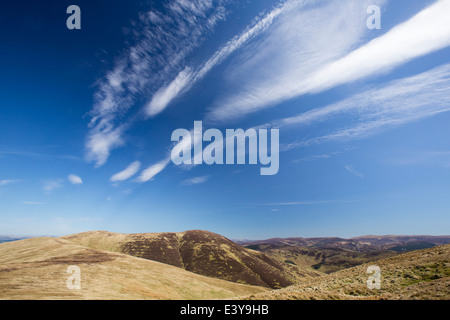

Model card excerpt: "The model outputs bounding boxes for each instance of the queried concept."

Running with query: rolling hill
[0,236,267,300]
[243,244,450,300]
[238,235,450,273]
[238,235,450,251]
[1,231,448,300]
[62,230,321,289]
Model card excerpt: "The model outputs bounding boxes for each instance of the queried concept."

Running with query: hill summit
[63,230,320,288]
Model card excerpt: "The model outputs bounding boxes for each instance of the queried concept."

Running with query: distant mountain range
[236,235,450,274]
[236,235,450,251]
[0,236,28,243]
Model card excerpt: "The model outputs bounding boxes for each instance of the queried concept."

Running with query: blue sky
[1,0,450,239]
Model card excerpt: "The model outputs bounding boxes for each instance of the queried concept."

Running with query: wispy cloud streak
[111,161,141,182]
[344,165,364,178]
[181,175,211,186]
[261,199,361,206]
[42,179,64,193]
[145,0,305,117]
[208,0,450,122]
[0,179,20,186]
[136,158,171,182]
[271,63,450,148]
[86,0,228,166]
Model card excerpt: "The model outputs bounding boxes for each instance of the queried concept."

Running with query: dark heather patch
[120,233,184,268]
[37,250,117,265]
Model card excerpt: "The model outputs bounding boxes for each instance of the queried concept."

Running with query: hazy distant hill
[0,236,27,243]
[237,235,450,251]
[238,235,450,274]
[0,237,267,300]
[243,244,450,300]
[63,230,321,289]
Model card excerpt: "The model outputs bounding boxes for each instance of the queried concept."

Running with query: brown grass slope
[243,244,450,300]
[0,237,267,300]
[63,230,321,289]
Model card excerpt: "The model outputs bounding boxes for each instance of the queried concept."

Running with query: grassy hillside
[1,233,448,300]
[240,235,450,274]
[63,230,321,289]
[0,237,267,300]
[243,244,450,300]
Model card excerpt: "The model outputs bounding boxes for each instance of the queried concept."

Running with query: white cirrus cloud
[261,199,361,206]
[181,175,211,186]
[207,0,382,122]
[42,179,64,193]
[269,63,450,148]
[146,68,194,117]
[85,122,125,168]
[136,158,171,183]
[208,0,450,123]
[145,0,303,117]
[136,126,204,183]
[344,165,365,178]
[0,179,20,186]
[88,0,450,182]
[85,0,228,167]
[110,161,141,182]
[68,174,83,185]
